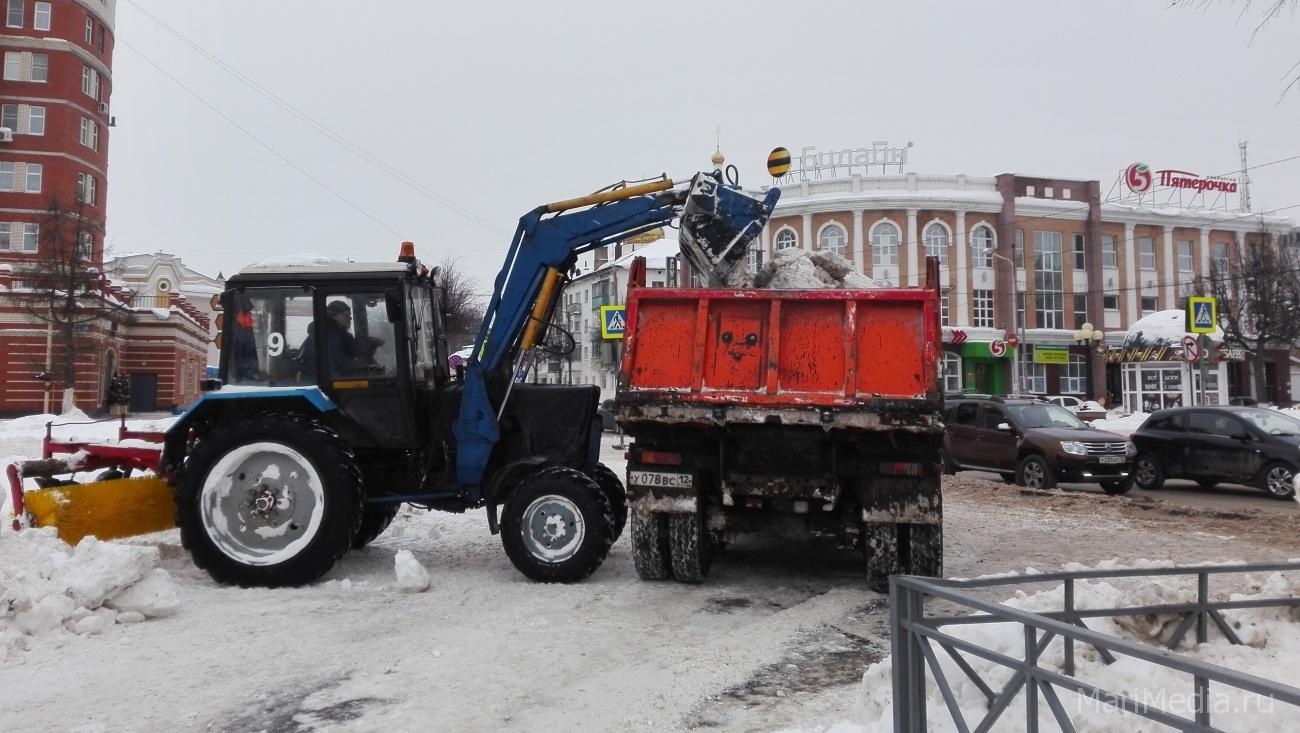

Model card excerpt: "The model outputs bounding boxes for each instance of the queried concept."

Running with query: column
[955,210,969,324]
[1123,222,1138,325]
[1162,226,1175,309]
[906,209,919,286]
[852,210,865,275]
[1198,227,1210,280]
[802,213,813,252]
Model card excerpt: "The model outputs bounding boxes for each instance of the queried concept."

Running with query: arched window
[775,228,798,250]
[871,221,900,267]
[923,222,949,267]
[941,352,962,393]
[970,225,995,268]
[818,223,847,257]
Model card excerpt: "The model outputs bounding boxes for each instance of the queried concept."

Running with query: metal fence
[890,562,1300,732]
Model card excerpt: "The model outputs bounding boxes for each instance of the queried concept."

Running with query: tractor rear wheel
[587,462,628,543]
[352,504,401,549]
[176,413,363,588]
[500,466,615,583]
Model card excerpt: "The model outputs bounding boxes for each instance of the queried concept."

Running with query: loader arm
[453,171,780,486]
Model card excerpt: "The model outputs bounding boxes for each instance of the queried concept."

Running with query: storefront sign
[1125,162,1237,195]
[1162,371,1182,391]
[1033,345,1069,364]
[774,142,915,181]
[1106,346,1176,364]
[1217,346,1246,361]
[1141,370,1160,393]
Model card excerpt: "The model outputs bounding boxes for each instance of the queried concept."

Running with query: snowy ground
[3,417,1300,731]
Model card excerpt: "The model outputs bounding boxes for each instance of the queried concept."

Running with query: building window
[1026,361,1048,394]
[77,231,93,259]
[775,228,797,250]
[32,1,47,30]
[1033,231,1063,330]
[0,162,11,190]
[818,222,847,256]
[79,117,99,150]
[82,66,99,99]
[973,289,994,328]
[1177,240,1193,273]
[1102,235,1117,269]
[747,245,764,274]
[1141,295,1157,314]
[28,105,44,134]
[1103,294,1119,311]
[940,292,950,326]
[1072,234,1086,270]
[0,222,8,251]
[923,222,949,267]
[1139,237,1156,270]
[5,0,20,27]
[22,222,37,252]
[85,15,93,43]
[1212,243,1229,274]
[25,162,42,192]
[970,225,994,268]
[871,221,900,267]
[30,53,47,82]
[1073,293,1087,328]
[1014,229,1024,267]
[76,171,95,204]
[0,104,15,130]
[3,52,20,80]
[1062,354,1087,395]
[941,352,962,393]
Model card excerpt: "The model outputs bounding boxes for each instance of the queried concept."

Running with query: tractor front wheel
[500,466,615,583]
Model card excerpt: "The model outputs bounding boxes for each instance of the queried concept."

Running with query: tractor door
[315,289,417,447]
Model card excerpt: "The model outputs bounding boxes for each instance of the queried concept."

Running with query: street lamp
[1072,322,1105,402]
[986,247,1027,394]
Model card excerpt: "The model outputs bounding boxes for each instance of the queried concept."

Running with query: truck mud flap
[860,474,942,525]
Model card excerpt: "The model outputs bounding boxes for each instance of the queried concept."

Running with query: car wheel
[1257,462,1297,500]
[1133,455,1165,491]
[1016,455,1055,490]
[1100,478,1133,495]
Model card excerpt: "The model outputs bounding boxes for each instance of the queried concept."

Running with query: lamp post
[1072,322,1105,402]
[986,248,1027,394]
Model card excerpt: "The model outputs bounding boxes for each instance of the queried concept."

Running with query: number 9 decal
[267,332,284,357]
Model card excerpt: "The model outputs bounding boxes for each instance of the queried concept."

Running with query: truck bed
[616,285,942,431]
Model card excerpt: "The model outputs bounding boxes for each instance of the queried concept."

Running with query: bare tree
[10,196,108,409]
[434,255,485,349]
[1203,227,1300,401]
[1170,0,1300,96]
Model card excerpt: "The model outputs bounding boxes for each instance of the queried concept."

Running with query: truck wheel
[587,463,628,543]
[906,523,944,578]
[352,504,400,549]
[1016,454,1055,490]
[630,511,671,580]
[864,523,900,592]
[500,466,614,583]
[669,510,712,583]
[176,413,364,588]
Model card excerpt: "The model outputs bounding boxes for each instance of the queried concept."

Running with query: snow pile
[0,528,180,661]
[241,253,343,270]
[1091,411,1149,437]
[394,549,431,593]
[752,248,877,290]
[853,566,1300,732]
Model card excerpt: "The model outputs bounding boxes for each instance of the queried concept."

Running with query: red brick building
[1,0,207,415]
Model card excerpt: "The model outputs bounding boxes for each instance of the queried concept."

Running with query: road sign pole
[1198,335,1209,405]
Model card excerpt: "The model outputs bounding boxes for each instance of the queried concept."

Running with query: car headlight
[1061,441,1087,456]
[1126,440,1137,456]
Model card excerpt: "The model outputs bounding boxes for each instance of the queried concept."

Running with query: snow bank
[1091,411,1148,437]
[852,567,1300,732]
[752,248,877,289]
[0,528,180,661]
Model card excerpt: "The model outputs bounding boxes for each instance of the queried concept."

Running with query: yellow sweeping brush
[22,477,176,544]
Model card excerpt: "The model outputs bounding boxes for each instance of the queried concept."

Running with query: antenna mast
[1238,141,1252,213]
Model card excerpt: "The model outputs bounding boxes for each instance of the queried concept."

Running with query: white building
[106,253,225,365]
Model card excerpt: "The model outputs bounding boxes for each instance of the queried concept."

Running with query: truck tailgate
[618,287,941,417]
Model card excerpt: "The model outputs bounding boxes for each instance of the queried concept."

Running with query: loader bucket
[19,476,175,544]
[677,175,782,287]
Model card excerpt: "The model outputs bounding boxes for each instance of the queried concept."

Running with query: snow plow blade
[21,477,175,544]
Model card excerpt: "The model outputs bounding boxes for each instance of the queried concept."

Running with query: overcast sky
[103,0,1299,291]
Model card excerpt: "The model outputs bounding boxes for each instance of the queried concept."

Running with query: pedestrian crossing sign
[1187,296,1217,334]
[599,305,627,340]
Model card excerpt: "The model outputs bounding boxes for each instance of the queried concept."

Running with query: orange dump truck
[615,260,945,589]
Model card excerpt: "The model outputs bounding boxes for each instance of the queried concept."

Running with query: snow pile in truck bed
[0,527,180,662]
[849,565,1300,732]
[749,248,877,290]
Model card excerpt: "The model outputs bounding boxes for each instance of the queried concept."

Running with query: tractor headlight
[1126,440,1137,456]
[1061,441,1087,456]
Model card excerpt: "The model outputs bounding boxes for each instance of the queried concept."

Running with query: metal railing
[890,562,1300,732]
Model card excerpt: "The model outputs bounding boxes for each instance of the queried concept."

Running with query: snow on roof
[242,253,346,270]
[1122,309,1222,347]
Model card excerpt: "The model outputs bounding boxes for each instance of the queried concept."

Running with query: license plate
[1099,455,1123,465]
[628,470,694,489]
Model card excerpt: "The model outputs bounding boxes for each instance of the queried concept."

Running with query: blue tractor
[158,171,780,586]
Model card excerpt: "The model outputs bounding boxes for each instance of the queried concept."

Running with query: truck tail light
[640,451,683,466]
[880,462,926,477]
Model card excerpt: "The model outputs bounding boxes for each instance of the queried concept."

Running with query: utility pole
[1239,141,1252,213]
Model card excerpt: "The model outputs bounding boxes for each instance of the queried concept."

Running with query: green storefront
[956,342,1009,394]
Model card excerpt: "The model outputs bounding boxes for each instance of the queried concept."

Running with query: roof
[230,261,413,284]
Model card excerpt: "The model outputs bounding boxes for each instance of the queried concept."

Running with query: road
[959,470,1300,514]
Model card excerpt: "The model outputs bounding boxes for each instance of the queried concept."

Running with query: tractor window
[408,285,446,385]
[227,287,315,387]
[313,292,398,379]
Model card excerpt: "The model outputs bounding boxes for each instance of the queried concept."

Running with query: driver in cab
[301,300,384,378]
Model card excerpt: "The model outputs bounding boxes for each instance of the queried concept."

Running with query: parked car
[1045,395,1108,422]
[597,399,617,432]
[1130,406,1300,499]
[942,395,1136,493]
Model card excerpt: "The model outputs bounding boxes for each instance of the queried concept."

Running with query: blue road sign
[1188,296,1217,334]
[599,305,626,340]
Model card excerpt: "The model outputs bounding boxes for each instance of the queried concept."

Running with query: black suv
[942,395,1137,493]
[1131,406,1300,499]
